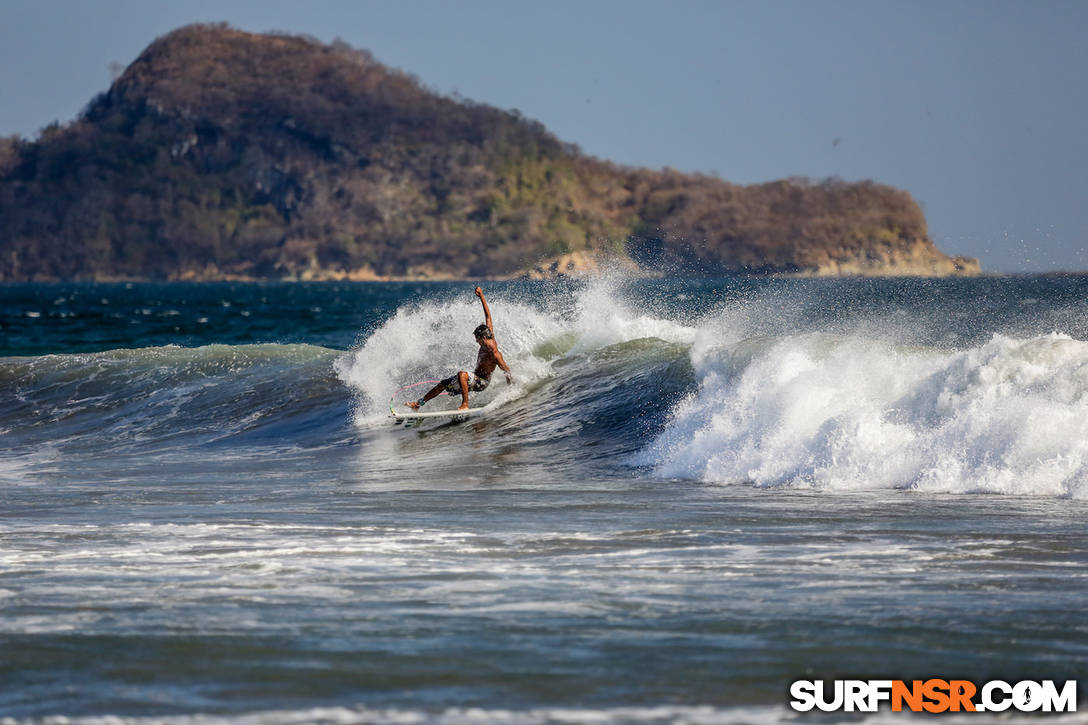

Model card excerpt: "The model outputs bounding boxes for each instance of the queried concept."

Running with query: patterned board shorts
[441,373,490,395]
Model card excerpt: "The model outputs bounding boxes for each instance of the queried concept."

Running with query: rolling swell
[0,343,349,458]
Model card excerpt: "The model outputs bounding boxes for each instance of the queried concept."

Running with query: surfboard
[389,407,486,422]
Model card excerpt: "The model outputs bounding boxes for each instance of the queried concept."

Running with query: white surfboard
[390,407,486,422]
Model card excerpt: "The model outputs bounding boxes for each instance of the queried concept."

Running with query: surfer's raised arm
[475,286,493,335]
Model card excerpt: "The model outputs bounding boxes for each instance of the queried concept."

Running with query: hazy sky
[2,0,1085,272]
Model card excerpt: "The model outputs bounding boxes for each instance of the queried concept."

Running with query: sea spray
[335,277,695,421]
[334,295,564,421]
[640,331,1088,498]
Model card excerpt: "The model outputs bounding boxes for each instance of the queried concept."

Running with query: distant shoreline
[8,271,1088,285]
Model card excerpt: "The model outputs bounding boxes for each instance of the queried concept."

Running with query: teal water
[1,278,1087,723]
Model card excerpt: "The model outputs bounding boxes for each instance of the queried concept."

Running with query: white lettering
[815,680,844,712]
[1013,680,1043,712]
[1041,680,1077,713]
[982,680,1012,712]
[868,680,893,711]
[845,680,868,712]
[789,680,817,712]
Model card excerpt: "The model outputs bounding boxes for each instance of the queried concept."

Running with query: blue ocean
[1,276,1086,724]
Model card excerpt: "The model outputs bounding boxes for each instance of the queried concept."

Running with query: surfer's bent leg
[442,371,472,409]
[404,372,472,410]
[404,380,449,410]
[456,371,471,410]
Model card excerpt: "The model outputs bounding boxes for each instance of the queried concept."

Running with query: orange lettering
[892,680,924,712]
[949,680,976,712]
[922,679,951,713]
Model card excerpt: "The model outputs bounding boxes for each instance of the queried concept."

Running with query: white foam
[642,332,1088,499]
[335,278,695,421]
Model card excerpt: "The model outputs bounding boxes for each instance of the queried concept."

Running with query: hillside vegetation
[0,24,979,281]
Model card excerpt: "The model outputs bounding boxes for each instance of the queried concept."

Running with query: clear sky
[2,0,1085,272]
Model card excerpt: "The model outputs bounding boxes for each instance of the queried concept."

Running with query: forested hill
[0,24,979,281]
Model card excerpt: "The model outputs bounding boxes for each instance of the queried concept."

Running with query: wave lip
[640,332,1088,499]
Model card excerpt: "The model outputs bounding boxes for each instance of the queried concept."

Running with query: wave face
[0,344,348,461]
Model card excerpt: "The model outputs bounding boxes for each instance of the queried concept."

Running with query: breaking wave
[6,277,1087,498]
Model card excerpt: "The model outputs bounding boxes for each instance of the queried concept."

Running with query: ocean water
[1,277,1087,724]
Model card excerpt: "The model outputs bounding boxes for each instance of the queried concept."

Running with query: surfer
[405,286,513,411]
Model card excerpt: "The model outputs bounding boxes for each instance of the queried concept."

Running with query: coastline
[2,262,998,284]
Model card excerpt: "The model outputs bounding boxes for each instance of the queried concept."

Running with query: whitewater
[1,277,1086,722]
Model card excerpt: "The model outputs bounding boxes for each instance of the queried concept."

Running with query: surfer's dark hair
[474,324,493,339]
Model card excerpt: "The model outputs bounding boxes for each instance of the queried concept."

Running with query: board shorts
[441,373,490,395]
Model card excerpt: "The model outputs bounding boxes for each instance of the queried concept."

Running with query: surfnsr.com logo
[789,679,1077,713]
